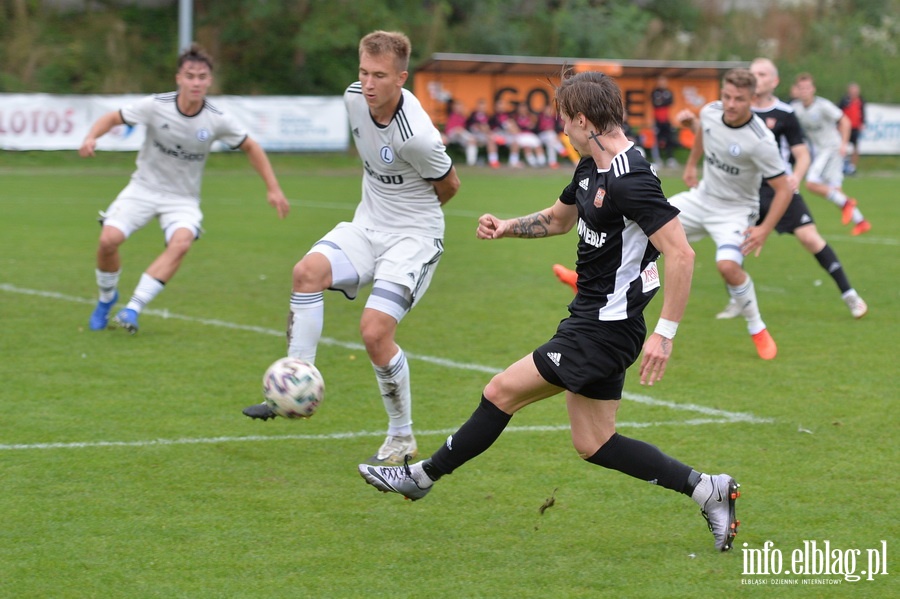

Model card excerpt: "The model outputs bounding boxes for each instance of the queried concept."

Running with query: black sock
[427,396,512,478]
[586,433,696,496]
[814,245,851,293]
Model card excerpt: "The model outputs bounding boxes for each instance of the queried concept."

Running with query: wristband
[654,318,678,339]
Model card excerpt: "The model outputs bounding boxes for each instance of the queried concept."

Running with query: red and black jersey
[752,98,804,189]
[559,148,679,321]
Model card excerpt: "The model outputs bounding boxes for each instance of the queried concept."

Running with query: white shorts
[806,148,844,188]
[310,222,443,308]
[668,187,758,264]
[101,181,203,242]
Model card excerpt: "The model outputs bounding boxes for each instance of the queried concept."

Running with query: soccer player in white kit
[791,73,871,236]
[669,69,793,360]
[242,31,461,466]
[82,43,289,334]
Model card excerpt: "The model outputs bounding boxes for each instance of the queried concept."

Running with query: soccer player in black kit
[359,70,741,552]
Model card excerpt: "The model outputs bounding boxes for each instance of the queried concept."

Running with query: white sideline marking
[0,283,772,452]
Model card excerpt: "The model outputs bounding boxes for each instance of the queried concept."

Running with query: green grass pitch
[0,151,896,598]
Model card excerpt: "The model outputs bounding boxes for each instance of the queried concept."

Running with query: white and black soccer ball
[262,357,324,418]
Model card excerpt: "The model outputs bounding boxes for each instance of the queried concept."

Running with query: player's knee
[98,227,125,254]
[166,236,193,258]
[716,259,744,282]
[572,429,614,460]
[292,256,330,291]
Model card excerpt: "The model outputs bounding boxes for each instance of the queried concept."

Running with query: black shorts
[759,185,815,234]
[533,315,645,400]
[849,128,861,146]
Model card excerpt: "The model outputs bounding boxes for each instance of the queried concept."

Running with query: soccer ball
[262,357,325,418]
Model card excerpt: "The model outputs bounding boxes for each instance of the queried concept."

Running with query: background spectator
[838,82,866,175]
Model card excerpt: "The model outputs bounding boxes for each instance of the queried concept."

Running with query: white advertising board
[0,93,348,152]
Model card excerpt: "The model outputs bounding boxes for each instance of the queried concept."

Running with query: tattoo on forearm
[509,212,552,238]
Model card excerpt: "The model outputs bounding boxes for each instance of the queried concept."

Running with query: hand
[268,190,290,219]
[639,333,672,386]
[682,163,698,189]
[786,173,800,193]
[79,138,97,158]
[476,214,506,239]
[675,109,697,128]
[740,225,771,257]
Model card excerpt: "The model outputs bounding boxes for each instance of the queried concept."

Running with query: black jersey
[752,98,805,189]
[559,147,679,321]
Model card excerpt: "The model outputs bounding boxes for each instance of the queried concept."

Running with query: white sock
[691,473,712,506]
[287,292,324,363]
[373,348,412,436]
[408,462,434,488]
[728,275,766,335]
[125,273,164,313]
[851,207,865,224]
[96,269,120,303]
[488,151,499,164]
[826,188,847,208]
[509,152,520,166]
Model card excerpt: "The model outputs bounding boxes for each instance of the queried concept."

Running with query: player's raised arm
[477,199,576,240]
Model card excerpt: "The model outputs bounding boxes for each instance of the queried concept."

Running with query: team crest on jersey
[594,188,606,208]
[766,117,777,130]
[196,128,210,142]
[380,146,394,164]
[729,143,742,157]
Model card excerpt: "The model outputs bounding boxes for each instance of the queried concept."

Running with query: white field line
[0,283,772,452]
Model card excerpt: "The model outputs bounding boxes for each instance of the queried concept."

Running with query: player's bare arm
[79,111,125,158]
[742,172,791,256]
[640,216,694,386]
[788,142,811,190]
[682,122,703,189]
[432,166,461,205]
[837,114,852,157]
[240,136,290,219]
[477,200,576,240]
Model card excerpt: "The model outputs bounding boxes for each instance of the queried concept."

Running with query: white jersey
[121,93,247,199]
[791,96,844,152]
[697,101,784,208]
[345,85,453,237]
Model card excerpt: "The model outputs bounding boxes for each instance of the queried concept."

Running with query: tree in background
[0,0,897,103]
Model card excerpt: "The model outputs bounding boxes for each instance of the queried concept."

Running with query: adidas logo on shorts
[547,351,561,366]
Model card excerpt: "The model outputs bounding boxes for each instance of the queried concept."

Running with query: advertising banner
[0,94,348,152]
